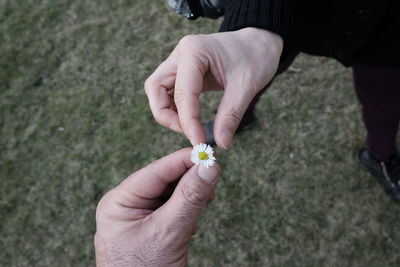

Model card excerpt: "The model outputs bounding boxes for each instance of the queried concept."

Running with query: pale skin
[95,27,283,266]
[145,27,283,149]
[95,148,220,267]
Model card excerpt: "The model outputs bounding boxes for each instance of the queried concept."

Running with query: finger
[175,36,208,145]
[213,80,255,149]
[160,181,215,205]
[155,164,220,235]
[115,148,193,209]
[145,50,183,133]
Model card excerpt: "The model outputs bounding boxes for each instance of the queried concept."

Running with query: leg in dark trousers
[353,65,400,160]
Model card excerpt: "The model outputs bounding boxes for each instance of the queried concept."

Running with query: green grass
[1,1,400,266]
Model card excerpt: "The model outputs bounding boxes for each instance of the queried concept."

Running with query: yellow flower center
[198,151,209,160]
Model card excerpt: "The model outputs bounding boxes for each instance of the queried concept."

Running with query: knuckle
[181,182,208,206]
[95,189,115,222]
[221,108,244,133]
[153,114,173,130]
[226,109,243,125]
[153,115,164,125]
[144,77,155,94]
[173,91,185,106]
[178,35,199,49]
[177,35,205,57]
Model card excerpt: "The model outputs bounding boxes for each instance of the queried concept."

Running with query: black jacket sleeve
[219,0,296,61]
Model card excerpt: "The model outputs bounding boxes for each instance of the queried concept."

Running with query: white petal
[200,143,207,151]
[191,147,201,164]
[204,161,210,168]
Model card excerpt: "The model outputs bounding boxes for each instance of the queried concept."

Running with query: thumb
[156,164,220,235]
[214,82,254,149]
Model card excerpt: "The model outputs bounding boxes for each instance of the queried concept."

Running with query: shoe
[165,0,224,20]
[359,148,400,201]
[203,111,256,146]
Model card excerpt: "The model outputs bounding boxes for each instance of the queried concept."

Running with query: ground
[1,1,400,266]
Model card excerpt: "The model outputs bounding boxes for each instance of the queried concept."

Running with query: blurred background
[1,0,400,266]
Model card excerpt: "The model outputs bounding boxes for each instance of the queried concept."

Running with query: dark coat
[220,0,400,67]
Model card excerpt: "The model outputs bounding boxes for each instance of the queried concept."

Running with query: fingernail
[198,165,219,184]
[221,129,233,149]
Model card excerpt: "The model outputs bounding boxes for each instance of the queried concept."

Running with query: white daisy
[191,143,216,168]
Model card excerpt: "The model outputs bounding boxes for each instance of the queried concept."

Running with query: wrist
[95,233,156,267]
[237,27,283,59]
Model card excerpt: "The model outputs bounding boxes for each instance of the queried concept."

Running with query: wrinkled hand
[95,148,220,267]
[145,27,283,149]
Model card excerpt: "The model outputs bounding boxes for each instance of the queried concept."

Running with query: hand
[95,148,220,267]
[145,27,283,149]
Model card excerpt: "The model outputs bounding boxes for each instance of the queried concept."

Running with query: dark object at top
[219,0,400,67]
[166,0,400,67]
[166,0,224,20]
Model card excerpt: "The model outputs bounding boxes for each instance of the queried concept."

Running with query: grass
[1,1,400,266]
